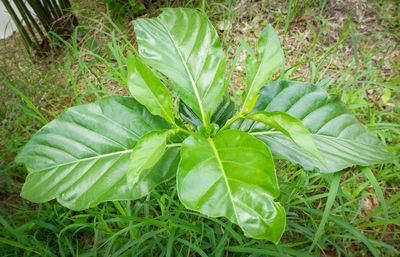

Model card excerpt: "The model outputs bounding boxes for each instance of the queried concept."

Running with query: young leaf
[241,25,284,114]
[245,111,329,171]
[234,80,395,172]
[179,101,203,128]
[133,8,226,125]
[126,129,177,187]
[211,96,236,127]
[179,96,235,128]
[177,129,285,243]
[104,147,180,206]
[16,96,179,210]
[127,55,175,124]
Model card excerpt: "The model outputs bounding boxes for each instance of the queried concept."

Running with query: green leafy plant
[16,8,394,243]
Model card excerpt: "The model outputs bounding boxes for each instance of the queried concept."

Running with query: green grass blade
[295,206,380,257]
[175,238,208,257]
[309,171,341,252]
[345,80,400,93]
[0,216,28,245]
[356,218,400,228]
[5,81,48,124]
[228,246,289,256]
[0,237,39,254]
[166,229,176,257]
[236,37,256,58]
[228,244,314,257]
[362,167,389,240]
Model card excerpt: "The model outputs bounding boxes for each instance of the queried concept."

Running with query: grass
[1,0,399,256]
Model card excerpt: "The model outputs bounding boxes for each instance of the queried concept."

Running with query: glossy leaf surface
[233,80,395,172]
[242,25,284,113]
[211,96,236,127]
[134,8,226,123]
[126,129,174,187]
[179,101,202,128]
[177,129,285,243]
[16,96,179,210]
[179,96,235,128]
[246,111,328,171]
[127,55,175,124]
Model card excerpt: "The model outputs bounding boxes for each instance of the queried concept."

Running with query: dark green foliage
[104,0,146,23]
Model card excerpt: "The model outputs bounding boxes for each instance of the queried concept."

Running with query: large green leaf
[127,55,175,124]
[241,25,284,114]
[126,129,176,187]
[177,129,285,243]
[16,96,180,210]
[233,80,395,172]
[133,8,226,124]
[245,111,328,171]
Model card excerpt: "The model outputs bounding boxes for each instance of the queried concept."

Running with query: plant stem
[166,143,182,148]
[219,113,243,132]
[174,125,193,135]
[27,0,52,33]
[112,201,137,240]
[2,0,32,52]
[14,0,40,47]
[17,0,46,38]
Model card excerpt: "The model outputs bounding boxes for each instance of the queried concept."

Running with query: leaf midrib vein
[138,71,174,124]
[158,21,205,123]
[242,42,273,111]
[207,137,239,223]
[30,150,133,172]
[74,154,125,206]
[29,143,180,173]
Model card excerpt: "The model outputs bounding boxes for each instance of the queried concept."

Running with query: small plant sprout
[16,8,394,243]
